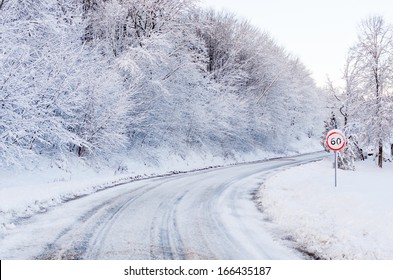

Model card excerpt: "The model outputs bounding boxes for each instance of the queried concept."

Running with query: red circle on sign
[326,130,346,151]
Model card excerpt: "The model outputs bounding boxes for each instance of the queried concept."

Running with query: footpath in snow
[259,154,393,259]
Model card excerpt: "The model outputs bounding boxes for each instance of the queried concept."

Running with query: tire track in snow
[37,184,159,259]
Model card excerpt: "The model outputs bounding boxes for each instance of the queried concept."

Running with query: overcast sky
[199,0,393,87]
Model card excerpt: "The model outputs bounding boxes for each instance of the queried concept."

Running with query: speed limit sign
[326,129,346,151]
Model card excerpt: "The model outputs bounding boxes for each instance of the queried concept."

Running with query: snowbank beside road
[260,155,393,259]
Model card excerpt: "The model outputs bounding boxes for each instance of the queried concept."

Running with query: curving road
[0,152,326,259]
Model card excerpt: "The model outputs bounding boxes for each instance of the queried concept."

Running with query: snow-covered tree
[0,0,130,167]
[328,16,393,169]
[326,54,364,170]
[321,112,338,151]
[194,9,323,152]
[349,16,393,167]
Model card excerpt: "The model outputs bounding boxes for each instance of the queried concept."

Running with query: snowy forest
[0,0,324,170]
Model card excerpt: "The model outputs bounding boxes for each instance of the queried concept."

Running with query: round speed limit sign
[326,129,346,151]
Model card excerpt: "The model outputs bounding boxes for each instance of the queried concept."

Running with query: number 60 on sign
[326,129,346,151]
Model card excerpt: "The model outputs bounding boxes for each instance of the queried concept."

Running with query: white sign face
[326,129,346,151]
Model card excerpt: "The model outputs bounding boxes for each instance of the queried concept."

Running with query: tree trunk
[391,144,393,158]
[378,141,383,168]
[77,145,87,157]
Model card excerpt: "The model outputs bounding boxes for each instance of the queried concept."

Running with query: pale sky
[199,0,393,87]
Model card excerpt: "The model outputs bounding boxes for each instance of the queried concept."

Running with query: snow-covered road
[0,152,326,260]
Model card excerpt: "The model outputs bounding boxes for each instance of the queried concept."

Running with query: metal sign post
[326,129,346,187]
[334,151,337,187]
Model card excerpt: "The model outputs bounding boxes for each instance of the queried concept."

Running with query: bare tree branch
[0,0,5,11]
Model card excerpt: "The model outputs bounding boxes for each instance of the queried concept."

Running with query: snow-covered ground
[5,145,389,260]
[259,154,393,259]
